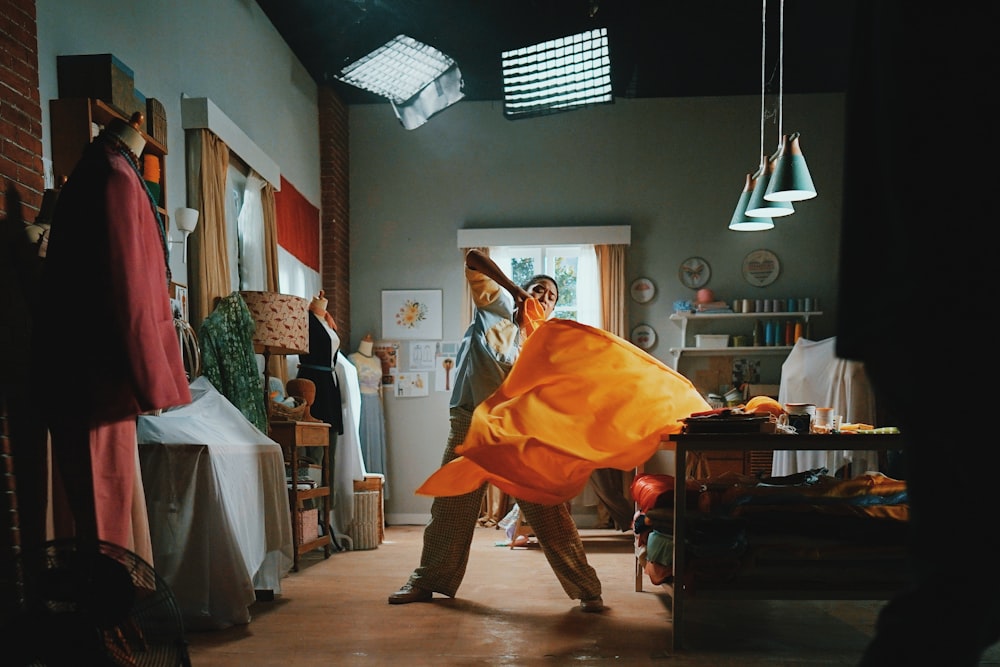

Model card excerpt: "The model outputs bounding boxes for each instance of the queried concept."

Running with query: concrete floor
[182,523,995,666]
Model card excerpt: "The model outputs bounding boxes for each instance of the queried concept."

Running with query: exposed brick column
[0,0,44,216]
[317,84,350,346]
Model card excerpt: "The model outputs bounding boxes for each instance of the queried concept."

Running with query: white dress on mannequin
[772,336,879,477]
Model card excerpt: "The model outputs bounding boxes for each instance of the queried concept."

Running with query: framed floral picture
[381,289,443,340]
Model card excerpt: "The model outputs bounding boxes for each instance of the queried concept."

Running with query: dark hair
[522,274,559,301]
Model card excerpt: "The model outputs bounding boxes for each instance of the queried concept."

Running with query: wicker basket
[270,397,307,421]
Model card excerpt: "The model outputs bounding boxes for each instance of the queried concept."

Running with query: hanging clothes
[35,124,191,559]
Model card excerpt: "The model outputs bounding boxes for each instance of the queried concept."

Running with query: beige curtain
[596,243,626,338]
[594,243,633,517]
[259,179,288,385]
[187,131,286,385]
[188,129,230,330]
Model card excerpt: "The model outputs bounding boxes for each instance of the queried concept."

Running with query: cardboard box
[57,54,136,117]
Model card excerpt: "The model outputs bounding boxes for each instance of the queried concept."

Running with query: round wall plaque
[630,324,657,350]
[630,277,656,303]
[742,249,781,287]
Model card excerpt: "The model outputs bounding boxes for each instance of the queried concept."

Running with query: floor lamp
[239,291,310,427]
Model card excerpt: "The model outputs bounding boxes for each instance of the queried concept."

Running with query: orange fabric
[416,319,711,505]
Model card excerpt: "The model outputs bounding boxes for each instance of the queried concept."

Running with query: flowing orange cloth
[416,319,711,505]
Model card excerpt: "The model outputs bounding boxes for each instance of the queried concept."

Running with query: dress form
[349,334,388,485]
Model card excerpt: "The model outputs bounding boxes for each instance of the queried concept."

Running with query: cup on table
[812,407,835,434]
[784,402,815,435]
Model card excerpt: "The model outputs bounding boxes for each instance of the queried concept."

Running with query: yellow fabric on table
[416,319,711,505]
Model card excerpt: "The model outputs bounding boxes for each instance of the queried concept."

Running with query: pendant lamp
[763,0,817,202]
[766,131,816,201]
[729,0,792,228]
[745,152,794,218]
[729,171,774,231]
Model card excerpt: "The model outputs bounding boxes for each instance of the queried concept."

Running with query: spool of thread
[143,154,160,182]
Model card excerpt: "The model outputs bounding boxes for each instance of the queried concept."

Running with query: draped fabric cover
[417,319,711,505]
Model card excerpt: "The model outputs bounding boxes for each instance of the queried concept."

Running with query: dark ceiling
[255,0,856,106]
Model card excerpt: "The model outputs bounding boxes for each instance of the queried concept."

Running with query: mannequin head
[105,112,146,159]
[359,333,374,357]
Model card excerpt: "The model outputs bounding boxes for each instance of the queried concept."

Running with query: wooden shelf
[269,420,333,571]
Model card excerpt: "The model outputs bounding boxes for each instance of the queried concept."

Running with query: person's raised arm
[465,249,533,324]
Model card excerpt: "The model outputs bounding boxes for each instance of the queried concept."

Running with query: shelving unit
[268,420,333,571]
[49,97,167,221]
[667,311,822,369]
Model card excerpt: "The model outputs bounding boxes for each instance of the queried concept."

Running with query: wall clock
[678,257,711,289]
[630,277,656,303]
[742,249,781,287]
[630,324,656,350]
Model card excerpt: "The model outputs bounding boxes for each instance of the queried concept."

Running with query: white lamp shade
[174,207,200,234]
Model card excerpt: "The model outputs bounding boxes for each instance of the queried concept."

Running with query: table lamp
[239,291,309,423]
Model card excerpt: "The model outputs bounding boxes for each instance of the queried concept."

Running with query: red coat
[38,136,191,420]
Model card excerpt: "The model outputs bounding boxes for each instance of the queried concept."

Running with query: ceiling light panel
[336,34,456,104]
[502,28,613,120]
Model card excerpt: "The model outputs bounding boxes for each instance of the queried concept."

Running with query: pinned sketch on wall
[408,341,436,371]
[396,372,429,397]
[435,354,457,392]
[381,289,443,340]
[374,341,399,386]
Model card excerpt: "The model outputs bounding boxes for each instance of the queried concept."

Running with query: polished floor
[185,524,999,666]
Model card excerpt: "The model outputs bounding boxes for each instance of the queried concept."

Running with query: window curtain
[188,129,230,330]
[592,242,631,528]
[596,243,626,338]
[187,129,284,382]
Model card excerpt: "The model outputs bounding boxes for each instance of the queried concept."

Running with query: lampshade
[174,207,200,233]
[764,132,817,201]
[729,172,775,231]
[745,154,795,218]
[239,291,309,355]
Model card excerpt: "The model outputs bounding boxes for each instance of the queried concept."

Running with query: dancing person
[388,249,604,612]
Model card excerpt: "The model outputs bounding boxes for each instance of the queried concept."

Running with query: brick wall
[0,0,44,218]
[317,84,351,343]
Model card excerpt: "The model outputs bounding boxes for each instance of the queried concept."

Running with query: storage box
[695,334,729,349]
[297,507,319,545]
[57,54,136,117]
[348,491,380,550]
[146,97,167,144]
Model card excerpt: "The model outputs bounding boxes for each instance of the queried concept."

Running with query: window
[225,155,266,292]
[490,244,600,326]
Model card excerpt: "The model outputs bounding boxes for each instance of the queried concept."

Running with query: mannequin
[31,109,189,562]
[349,334,387,484]
[296,291,345,450]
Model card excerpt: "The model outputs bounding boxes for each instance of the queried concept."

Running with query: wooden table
[646,431,904,652]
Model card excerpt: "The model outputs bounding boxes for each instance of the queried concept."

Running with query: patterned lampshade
[239,291,309,355]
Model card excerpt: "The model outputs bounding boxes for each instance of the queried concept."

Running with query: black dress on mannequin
[296,311,344,436]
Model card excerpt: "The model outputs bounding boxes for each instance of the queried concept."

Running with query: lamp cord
[777,0,784,142]
[758,0,767,173]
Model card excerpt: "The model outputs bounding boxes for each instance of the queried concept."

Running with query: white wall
[348,94,846,524]
[36,0,321,291]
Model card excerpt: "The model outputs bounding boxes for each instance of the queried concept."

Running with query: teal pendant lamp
[729,0,791,229]
[765,132,816,201]
[763,0,817,203]
[745,153,794,218]
[730,171,774,231]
